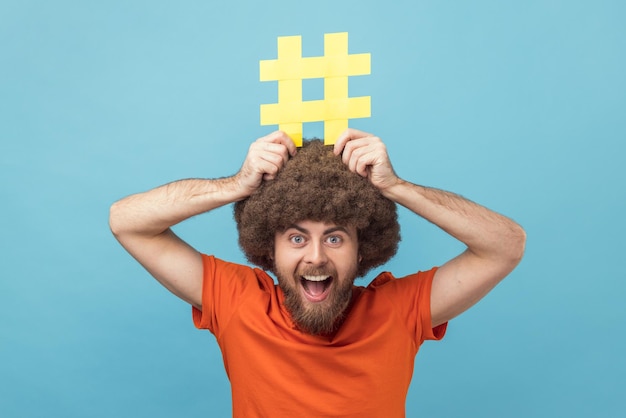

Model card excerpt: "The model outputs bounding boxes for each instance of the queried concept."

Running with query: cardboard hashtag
[260,32,371,146]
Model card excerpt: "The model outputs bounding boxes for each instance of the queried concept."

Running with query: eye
[326,235,342,245]
[290,235,305,245]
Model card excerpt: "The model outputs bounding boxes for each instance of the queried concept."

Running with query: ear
[358,254,362,263]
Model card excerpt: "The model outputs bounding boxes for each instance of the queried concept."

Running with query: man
[110,129,526,417]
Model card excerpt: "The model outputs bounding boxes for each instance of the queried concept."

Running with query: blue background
[2,1,625,416]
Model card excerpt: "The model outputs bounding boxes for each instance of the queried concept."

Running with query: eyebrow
[287,224,350,235]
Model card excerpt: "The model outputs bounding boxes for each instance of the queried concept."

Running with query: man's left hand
[333,129,400,192]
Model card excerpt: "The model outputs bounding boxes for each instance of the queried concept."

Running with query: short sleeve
[373,267,447,345]
[413,267,447,341]
[192,255,258,337]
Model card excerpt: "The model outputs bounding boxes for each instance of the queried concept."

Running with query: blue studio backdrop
[1,1,625,417]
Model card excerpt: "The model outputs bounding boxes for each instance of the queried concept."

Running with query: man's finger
[333,128,373,156]
[261,130,297,157]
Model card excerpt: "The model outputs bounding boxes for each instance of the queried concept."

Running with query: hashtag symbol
[260,32,371,146]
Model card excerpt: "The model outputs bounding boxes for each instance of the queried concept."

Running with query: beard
[274,264,357,336]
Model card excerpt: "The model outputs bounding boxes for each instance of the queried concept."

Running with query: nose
[303,241,328,266]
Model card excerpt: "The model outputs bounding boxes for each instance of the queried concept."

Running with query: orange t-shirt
[193,255,447,418]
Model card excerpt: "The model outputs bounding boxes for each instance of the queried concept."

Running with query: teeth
[302,275,330,282]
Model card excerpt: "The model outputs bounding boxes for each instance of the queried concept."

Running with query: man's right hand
[235,131,297,197]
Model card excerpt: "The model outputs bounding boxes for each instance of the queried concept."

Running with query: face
[273,220,360,335]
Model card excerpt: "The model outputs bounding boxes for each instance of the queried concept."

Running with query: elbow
[506,224,527,268]
[108,200,125,238]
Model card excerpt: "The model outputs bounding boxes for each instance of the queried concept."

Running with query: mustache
[297,267,337,277]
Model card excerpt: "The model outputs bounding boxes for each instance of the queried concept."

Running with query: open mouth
[300,275,333,302]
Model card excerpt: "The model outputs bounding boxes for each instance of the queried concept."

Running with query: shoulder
[201,254,275,290]
[366,268,439,290]
[194,255,277,332]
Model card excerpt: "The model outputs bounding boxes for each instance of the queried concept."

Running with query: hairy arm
[381,181,526,326]
[334,129,526,327]
[109,131,296,309]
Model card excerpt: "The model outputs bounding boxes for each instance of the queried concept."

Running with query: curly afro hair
[233,139,400,278]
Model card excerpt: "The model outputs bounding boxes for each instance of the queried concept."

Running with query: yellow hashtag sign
[260,32,371,146]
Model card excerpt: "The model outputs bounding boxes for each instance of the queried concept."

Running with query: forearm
[109,176,245,238]
[382,179,526,262]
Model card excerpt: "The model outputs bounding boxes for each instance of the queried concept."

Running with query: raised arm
[334,129,526,327]
[109,131,296,309]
